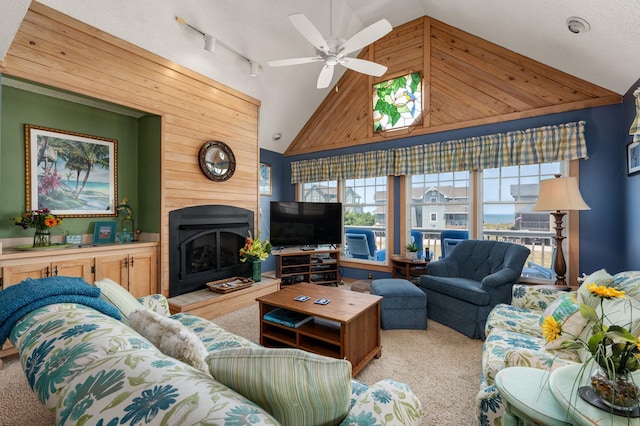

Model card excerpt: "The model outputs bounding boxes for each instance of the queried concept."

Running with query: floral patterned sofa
[474,270,640,426]
[2,277,422,426]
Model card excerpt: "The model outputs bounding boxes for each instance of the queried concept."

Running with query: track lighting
[176,16,261,78]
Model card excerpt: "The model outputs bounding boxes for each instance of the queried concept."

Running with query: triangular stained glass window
[373,72,422,132]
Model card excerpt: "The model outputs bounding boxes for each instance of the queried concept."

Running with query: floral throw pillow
[577,269,614,307]
[542,292,588,350]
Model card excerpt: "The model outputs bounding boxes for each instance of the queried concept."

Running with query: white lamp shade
[533,176,590,211]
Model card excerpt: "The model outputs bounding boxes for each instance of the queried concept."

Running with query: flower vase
[590,367,640,411]
[251,261,262,282]
[33,227,51,247]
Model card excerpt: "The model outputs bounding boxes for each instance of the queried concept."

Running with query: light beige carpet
[0,303,483,425]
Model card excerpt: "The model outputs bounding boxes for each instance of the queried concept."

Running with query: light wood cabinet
[94,248,157,298]
[3,258,93,285]
[0,242,158,292]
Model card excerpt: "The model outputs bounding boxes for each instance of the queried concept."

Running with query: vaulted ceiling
[2,1,638,154]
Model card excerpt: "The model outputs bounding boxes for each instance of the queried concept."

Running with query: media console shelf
[273,248,340,286]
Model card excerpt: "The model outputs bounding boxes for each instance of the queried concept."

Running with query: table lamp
[532,175,590,286]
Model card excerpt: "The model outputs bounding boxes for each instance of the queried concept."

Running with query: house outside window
[410,171,470,231]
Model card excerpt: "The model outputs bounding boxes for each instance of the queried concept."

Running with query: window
[409,162,565,274]
[373,72,422,132]
[481,162,564,278]
[300,178,388,264]
[343,177,388,263]
[300,181,337,203]
[409,171,469,259]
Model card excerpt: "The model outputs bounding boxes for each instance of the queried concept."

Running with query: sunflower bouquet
[542,283,640,409]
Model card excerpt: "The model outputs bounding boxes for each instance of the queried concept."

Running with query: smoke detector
[272,132,282,142]
[567,17,590,34]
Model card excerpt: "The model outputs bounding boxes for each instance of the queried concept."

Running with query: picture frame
[93,221,116,244]
[259,163,272,195]
[25,124,118,217]
[628,139,640,176]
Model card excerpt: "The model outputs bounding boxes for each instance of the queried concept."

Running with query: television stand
[274,248,341,287]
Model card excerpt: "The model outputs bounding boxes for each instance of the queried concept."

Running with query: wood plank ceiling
[285,17,621,157]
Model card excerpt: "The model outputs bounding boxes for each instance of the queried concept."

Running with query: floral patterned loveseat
[3,277,423,426]
[474,270,640,426]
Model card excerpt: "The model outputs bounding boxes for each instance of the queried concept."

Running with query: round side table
[549,364,640,425]
[495,367,571,426]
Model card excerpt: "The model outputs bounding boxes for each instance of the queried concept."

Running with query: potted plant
[405,241,419,260]
[239,230,272,282]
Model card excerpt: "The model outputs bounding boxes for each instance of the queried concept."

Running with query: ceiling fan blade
[289,13,329,53]
[341,57,387,77]
[340,19,392,55]
[317,64,335,89]
[267,57,321,67]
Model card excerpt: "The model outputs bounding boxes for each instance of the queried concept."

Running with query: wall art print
[25,124,118,217]
[260,163,272,195]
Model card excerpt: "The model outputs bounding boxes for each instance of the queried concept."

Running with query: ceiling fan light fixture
[567,17,590,34]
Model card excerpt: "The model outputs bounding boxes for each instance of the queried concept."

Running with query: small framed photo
[65,234,82,245]
[259,163,272,196]
[93,221,116,244]
[628,140,640,176]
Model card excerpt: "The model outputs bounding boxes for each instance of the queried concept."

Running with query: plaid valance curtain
[290,121,587,184]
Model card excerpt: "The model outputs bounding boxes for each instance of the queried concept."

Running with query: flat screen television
[270,201,342,248]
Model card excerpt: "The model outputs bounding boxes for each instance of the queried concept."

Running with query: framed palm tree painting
[24,124,117,217]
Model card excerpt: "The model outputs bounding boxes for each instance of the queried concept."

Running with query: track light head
[249,61,259,77]
[204,35,216,52]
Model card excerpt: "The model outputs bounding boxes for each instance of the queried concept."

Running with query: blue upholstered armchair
[417,240,530,339]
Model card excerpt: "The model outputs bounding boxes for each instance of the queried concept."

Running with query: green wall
[0,83,161,239]
[138,115,161,232]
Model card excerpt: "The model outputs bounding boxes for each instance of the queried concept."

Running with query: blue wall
[258,148,285,273]
[262,104,630,279]
[625,78,640,270]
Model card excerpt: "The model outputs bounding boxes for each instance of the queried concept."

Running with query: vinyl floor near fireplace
[167,277,281,319]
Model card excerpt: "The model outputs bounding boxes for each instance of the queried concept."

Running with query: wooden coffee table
[256,283,382,376]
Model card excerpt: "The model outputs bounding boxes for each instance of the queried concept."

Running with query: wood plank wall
[286,17,621,156]
[0,3,261,295]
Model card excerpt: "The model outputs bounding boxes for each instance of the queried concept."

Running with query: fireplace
[169,205,253,297]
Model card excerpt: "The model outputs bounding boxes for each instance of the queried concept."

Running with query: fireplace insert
[169,205,253,297]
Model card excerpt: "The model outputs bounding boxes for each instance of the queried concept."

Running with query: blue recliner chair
[439,230,469,258]
[345,228,386,260]
[410,230,425,259]
[417,239,530,339]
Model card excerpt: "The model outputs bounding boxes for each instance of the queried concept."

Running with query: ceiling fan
[267,13,392,89]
